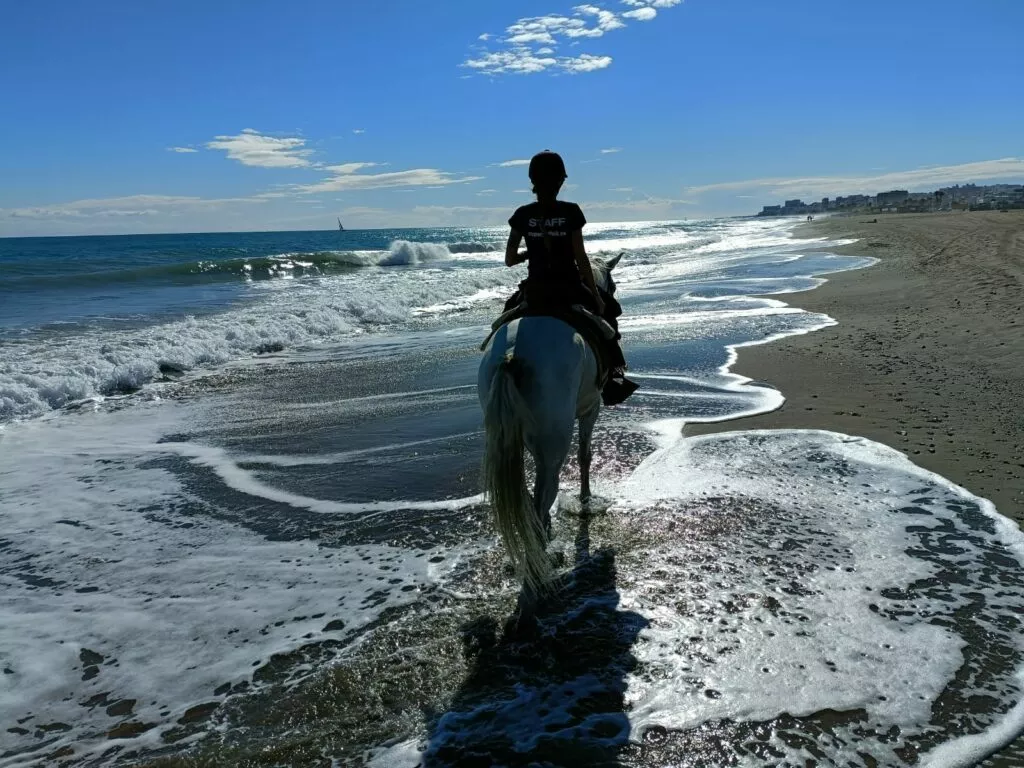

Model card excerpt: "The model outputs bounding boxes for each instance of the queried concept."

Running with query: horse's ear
[606,252,623,270]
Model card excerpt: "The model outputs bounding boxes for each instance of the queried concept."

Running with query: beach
[691,211,1024,525]
[691,210,1024,766]
[3,219,1024,765]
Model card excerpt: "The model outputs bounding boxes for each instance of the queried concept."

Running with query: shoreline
[689,211,1024,528]
[687,210,1024,765]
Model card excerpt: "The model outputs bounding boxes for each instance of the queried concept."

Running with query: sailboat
[337,217,345,232]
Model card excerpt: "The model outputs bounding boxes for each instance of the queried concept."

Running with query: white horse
[478,254,621,597]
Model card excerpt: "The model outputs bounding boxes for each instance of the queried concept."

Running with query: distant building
[876,190,910,206]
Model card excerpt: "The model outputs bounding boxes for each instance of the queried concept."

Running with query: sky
[1,0,1022,236]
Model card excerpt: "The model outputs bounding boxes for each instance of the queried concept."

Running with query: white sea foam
[614,430,1024,764]
[330,239,454,267]
[168,440,484,516]
[369,430,1024,766]
[0,404,489,764]
[0,264,520,421]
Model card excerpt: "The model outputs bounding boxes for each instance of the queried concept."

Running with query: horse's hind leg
[532,435,571,542]
[578,404,599,507]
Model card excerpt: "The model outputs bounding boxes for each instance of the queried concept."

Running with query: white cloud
[1,194,266,221]
[600,147,623,153]
[685,158,1024,199]
[466,0,681,76]
[623,7,657,20]
[464,48,559,75]
[561,53,613,73]
[611,186,633,192]
[206,128,314,168]
[570,5,625,35]
[296,167,484,194]
[352,128,366,134]
[324,162,379,174]
[464,46,612,76]
[477,189,498,196]
[167,146,198,153]
[495,159,531,167]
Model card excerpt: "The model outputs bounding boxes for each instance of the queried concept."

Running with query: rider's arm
[572,230,605,315]
[505,230,526,267]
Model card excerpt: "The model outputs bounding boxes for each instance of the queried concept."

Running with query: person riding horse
[503,150,637,406]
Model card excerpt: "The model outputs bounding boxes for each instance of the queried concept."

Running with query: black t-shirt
[508,200,586,285]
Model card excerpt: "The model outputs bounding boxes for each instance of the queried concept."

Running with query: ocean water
[0,219,1022,767]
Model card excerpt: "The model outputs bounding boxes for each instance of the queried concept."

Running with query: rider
[504,150,637,405]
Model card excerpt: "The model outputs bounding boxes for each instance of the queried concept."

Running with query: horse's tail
[482,353,550,595]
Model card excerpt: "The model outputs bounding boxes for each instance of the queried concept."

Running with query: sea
[0,219,1022,767]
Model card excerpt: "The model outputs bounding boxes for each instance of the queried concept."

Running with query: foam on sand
[617,429,1024,765]
[0,404,487,765]
[365,428,1024,767]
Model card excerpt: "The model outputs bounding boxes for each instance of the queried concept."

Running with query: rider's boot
[602,339,638,406]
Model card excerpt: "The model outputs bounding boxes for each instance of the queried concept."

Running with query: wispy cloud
[610,186,633,192]
[324,162,380,174]
[167,146,198,153]
[600,147,622,154]
[352,128,365,134]
[1,194,265,221]
[296,167,484,194]
[494,159,531,167]
[207,128,314,168]
[477,189,498,196]
[464,0,681,76]
[685,158,1024,199]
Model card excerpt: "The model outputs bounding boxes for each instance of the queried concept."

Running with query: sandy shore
[690,210,1024,527]
[689,210,1024,765]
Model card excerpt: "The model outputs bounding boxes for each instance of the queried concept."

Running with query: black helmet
[528,150,567,182]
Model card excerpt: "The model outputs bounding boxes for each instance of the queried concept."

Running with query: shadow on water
[422,512,649,768]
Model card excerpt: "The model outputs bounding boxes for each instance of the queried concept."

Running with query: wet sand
[690,211,1024,526]
[690,210,1024,767]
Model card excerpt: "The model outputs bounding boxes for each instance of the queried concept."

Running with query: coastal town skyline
[755,183,1024,218]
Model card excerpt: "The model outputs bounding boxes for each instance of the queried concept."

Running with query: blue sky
[2,0,1022,235]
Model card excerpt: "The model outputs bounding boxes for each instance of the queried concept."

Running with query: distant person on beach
[503,150,636,405]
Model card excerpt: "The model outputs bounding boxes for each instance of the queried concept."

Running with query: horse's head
[591,252,622,297]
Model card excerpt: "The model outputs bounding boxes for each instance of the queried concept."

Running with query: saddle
[480,299,617,386]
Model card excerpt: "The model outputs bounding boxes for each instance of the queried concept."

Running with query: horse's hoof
[558,495,584,517]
